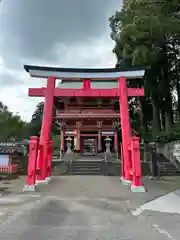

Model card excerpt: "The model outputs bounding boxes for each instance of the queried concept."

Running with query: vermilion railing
[0,165,18,173]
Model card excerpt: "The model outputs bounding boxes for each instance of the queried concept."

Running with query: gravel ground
[0,176,179,239]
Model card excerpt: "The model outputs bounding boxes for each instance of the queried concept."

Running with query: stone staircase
[158,141,180,172]
[69,155,106,175]
[157,154,180,176]
[52,149,180,176]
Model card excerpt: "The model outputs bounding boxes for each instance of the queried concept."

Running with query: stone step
[70,159,105,175]
[160,171,180,176]
[159,162,180,176]
[159,165,179,171]
[72,161,104,164]
[73,158,104,162]
[71,168,103,172]
[72,167,103,170]
[160,169,180,173]
[71,164,104,168]
[71,172,105,175]
[72,166,102,170]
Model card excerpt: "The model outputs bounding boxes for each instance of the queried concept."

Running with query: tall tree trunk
[164,92,173,132]
[172,40,180,116]
[137,97,144,132]
[152,96,161,132]
[161,43,173,131]
[165,111,172,131]
[137,98,149,162]
[176,76,180,116]
[161,109,165,130]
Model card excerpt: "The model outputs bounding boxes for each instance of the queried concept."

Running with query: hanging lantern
[74,130,78,151]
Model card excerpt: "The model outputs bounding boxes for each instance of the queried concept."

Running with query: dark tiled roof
[0,146,22,154]
[24,64,145,74]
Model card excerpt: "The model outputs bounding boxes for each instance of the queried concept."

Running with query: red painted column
[74,130,77,151]
[98,130,102,152]
[23,136,39,191]
[73,130,80,152]
[36,76,56,184]
[114,131,118,152]
[60,129,64,151]
[130,136,145,192]
[60,129,64,160]
[118,77,132,184]
[83,79,91,89]
[77,130,80,151]
[46,140,53,181]
[120,143,125,180]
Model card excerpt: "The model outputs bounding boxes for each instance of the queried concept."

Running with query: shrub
[141,123,180,144]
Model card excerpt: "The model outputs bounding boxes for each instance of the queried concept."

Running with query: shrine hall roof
[0,146,23,154]
[24,65,145,80]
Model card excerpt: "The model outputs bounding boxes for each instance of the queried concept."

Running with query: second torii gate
[23,65,146,193]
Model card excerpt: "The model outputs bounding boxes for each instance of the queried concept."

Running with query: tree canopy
[29,101,58,138]
[109,0,180,142]
[0,101,29,141]
[0,100,59,144]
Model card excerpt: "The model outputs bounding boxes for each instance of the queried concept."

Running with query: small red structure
[0,165,17,174]
[23,136,38,191]
[0,143,24,176]
[130,136,144,191]
[23,65,146,192]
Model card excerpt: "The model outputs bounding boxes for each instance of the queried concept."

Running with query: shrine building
[55,78,141,157]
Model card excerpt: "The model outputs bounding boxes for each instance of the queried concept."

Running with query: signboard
[65,131,74,134]
[102,131,114,135]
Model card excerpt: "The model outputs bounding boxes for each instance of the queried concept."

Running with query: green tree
[0,101,29,141]
[29,101,58,137]
[109,0,180,137]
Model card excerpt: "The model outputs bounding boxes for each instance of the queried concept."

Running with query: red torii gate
[23,65,146,193]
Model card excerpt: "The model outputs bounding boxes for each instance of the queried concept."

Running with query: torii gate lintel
[28,87,144,97]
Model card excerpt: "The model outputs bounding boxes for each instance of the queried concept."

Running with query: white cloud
[0,56,4,70]
[0,0,119,122]
[0,80,43,121]
[0,37,116,121]
[56,36,116,68]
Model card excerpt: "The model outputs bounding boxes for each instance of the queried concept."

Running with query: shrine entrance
[23,65,146,193]
[82,137,97,156]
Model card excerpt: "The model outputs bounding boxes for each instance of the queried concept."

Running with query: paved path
[0,176,179,239]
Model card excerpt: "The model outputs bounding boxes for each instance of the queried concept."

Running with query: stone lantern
[104,136,112,154]
[65,137,72,153]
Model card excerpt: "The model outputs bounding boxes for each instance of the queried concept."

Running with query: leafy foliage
[29,102,44,136]
[29,101,58,138]
[109,0,180,142]
[0,101,29,141]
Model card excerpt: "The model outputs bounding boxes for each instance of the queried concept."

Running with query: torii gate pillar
[118,77,132,185]
[36,76,56,184]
